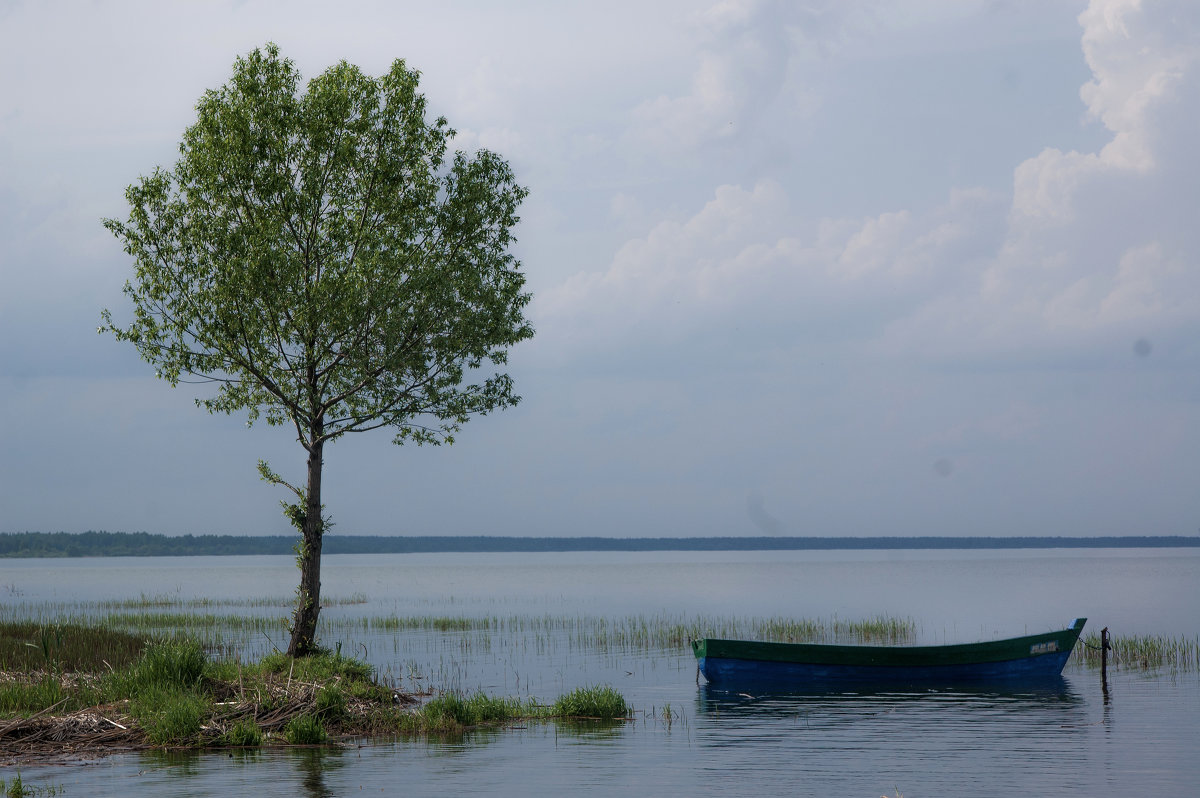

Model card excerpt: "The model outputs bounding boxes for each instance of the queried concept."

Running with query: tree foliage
[102,44,533,654]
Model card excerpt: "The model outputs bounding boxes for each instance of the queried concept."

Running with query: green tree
[103,45,533,656]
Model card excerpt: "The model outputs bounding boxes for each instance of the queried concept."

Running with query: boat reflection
[696,676,1084,719]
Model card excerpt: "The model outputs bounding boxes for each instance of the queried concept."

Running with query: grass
[0,773,64,798]
[283,713,327,745]
[1,605,918,666]
[0,625,398,750]
[0,621,147,672]
[398,691,544,735]
[1073,632,1199,671]
[552,685,628,720]
[397,685,631,737]
[130,685,209,745]
[221,719,263,747]
[313,685,347,720]
[0,673,99,716]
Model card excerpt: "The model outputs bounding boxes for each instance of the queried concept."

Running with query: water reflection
[291,748,347,798]
[697,677,1081,713]
[700,672,1084,720]
[552,720,626,743]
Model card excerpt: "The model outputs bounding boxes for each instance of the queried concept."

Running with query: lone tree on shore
[103,44,533,656]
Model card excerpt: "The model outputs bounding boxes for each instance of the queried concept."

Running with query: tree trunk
[287,437,324,657]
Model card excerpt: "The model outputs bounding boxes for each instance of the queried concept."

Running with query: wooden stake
[1101,626,1110,695]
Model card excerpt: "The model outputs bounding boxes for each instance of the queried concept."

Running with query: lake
[2,548,1198,796]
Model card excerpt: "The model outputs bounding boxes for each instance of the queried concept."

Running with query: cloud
[541,0,1200,371]
[627,0,843,155]
[971,0,1200,349]
[532,179,1007,364]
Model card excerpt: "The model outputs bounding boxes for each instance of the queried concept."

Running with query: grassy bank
[0,622,630,761]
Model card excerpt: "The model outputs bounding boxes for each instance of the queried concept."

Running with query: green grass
[313,685,347,720]
[3,608,918,669]
[0,621,147,672]
[284,713,327,744]
[129,685,210,746]
[0,673,102,716]
[0,775,64,798]
[256,650,374,682]
[96,592,368,610]
[0,624,391,748]
[134,639,206,688]
[1073,632,1199,671]
[552,685,628,720]
[398,691,546,735]
[221,719,264,747]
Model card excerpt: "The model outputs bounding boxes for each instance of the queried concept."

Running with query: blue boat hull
[698,649,1074,687]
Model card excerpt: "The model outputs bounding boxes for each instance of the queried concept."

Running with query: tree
[102,45,533,656]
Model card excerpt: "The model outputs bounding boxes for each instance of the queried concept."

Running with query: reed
[0,621,146,672]
[221,719,264,747]
[283,713,327,745]
[552,685,628,720]
[1073,632,1199,671]
[96,593,368,610]
[397,684,633,736]
[0,773,61,798]
[397,691,540,735]
[129,686,209,746]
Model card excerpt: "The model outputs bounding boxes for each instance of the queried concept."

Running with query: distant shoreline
[1,531,1198,558]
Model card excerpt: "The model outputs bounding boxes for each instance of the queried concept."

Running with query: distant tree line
[0,531,1197,558]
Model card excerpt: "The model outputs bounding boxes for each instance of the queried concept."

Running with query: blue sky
[1,0,1197,538]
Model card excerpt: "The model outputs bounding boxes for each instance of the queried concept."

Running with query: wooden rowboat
[693,618,1086,687]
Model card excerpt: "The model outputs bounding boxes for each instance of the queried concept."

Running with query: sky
[1,0,1197,539]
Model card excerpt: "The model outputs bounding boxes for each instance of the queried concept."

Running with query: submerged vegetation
[0,599,917,659]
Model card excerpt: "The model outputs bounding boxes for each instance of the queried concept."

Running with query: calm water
[3,548,1198,797]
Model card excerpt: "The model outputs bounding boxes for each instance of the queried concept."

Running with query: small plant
[134,639,207,689]
[259,651,373,682]
[222,719,263,747]
[3,772,26,798]
[398,691,540,736]
[284,713,327,745]
[552,685,628,720]
[130,686,208,745]
[28,625,64,672]
[411,693,469,733]
[314,686,347,720]
[0,674,72,716]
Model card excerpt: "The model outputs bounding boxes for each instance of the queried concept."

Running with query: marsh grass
[552,685,628,720]
[0,673,103,716]
[396,685,631,737]
[130,686,209,745]
[399,691,545,735]
[96,593,368,610]
[4,607,917,668]
[313,686,347,720]
[221,719,263,747]
[284,713,327,744]
[0,773,60,798]
[1073,632,1199,671]
[0,621,146,672]
[0,624,399,751]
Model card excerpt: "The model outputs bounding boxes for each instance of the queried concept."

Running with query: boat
[692,618,1086,687]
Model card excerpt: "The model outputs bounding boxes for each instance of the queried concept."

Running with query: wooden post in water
[1101,626,1110,696]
